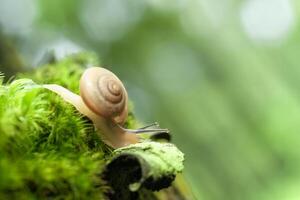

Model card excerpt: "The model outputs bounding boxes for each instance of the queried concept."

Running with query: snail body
[44,67,168,148]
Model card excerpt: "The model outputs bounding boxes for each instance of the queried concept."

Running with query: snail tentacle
[139,122,160,129]
[117,124,169,134]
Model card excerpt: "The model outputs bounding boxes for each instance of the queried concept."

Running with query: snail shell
[80,67,128,124]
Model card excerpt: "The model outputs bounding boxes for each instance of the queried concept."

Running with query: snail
[43,67,169,148]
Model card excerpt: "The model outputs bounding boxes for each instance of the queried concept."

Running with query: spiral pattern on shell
[80,67,128,124]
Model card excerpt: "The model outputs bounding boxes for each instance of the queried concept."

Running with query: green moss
[0,53,108,199]
[0,80,106,199]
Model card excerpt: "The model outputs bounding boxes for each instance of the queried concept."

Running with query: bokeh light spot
[33,38,83,66]
[0,0,36,35]
[79,0,144,42]
[240,0,295,43]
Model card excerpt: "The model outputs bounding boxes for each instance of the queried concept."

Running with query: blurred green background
[1,0,300,199]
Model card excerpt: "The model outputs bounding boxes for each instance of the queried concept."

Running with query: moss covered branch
[0,53,185,199]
